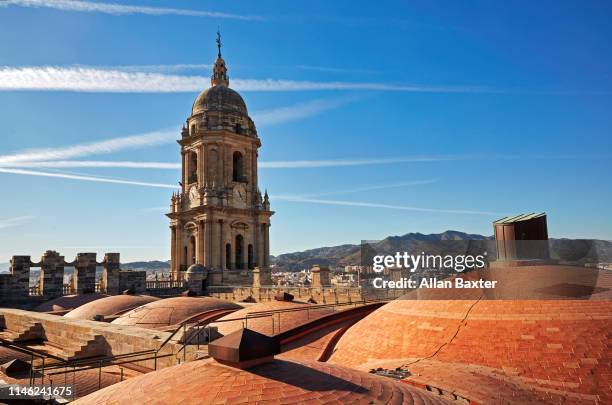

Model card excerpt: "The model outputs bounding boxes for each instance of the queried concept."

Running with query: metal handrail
[172,296,395,360]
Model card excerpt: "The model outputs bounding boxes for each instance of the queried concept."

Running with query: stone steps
[0,319,43,342]
[43,328,106,360]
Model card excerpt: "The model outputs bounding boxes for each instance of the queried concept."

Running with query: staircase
[63,334,106,360]
[0,318,44,342]
[42,328,107,360]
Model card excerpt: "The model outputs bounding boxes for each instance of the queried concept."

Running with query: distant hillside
[3,232,610,274]
[271,231,612,271]
[271,230,493,271]
[122,260,171,271]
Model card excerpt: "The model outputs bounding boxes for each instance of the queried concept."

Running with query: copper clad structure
[494,212,550,261]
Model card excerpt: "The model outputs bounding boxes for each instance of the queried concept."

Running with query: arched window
[232,151,244,182]
[248,244,254,269]
[235,235,244,269]
[188,151,198,184]
[235,123,242,135]
[225,244,231,270]
[190,124,196,136]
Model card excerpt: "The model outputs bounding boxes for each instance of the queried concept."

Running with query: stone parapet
[311,265,331,289]
[73,253,97,294]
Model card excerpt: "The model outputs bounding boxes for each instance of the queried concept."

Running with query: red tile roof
[64,294,160,320]
[110,296,241,329]
[33,293,108,312]
[329,297,611,403]
[72,358,454,405]
[212,300,334,337]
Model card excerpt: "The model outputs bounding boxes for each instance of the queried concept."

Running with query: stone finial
[211,31,229,87]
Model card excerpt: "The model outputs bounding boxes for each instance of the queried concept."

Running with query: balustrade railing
[146,280,185,289]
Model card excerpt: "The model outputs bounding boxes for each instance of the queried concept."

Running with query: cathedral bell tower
[167,32,273,281]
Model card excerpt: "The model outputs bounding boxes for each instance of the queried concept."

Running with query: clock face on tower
[233,183,247,208]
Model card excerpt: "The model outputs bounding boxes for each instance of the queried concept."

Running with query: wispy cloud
[273,195,501,216]
[303,180,438,197]
[252,97,357,126]
[2,0,261,20]
[1,154,595,171]
[0,97,356,169]
[72,63,212,73]
[0,66,486,93]
[2,160,181,169]
[0,129,175,164]
[0,168,176,188]
[0,215,35,229]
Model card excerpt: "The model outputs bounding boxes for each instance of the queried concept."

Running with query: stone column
[170,225,177,279]
[73,253,97,294]
[311,265,331,289]
[175,222,183,278]
[200,220,208,267]
[263,224,270,267]
[40,251,64,297]
[103,253,120,295]
[199,144,206,187]
[212,218,220,268]
[207,217,214,267]
[219,219,225,270]
[181,151,187,193]
[254,222,260,267]
[251,148,258,191]
[257,223,265,269]
[252,266,272,288]
[9,256,31,297]
[197,220,205,264]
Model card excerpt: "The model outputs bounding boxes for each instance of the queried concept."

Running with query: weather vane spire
[216,29,222,58]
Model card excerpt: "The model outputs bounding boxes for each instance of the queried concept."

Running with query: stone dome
[64,294,160,320]
[33,293,108,313]
[191,84,247,116]
[327,267,612,404]
[212,300,334,337]
[72,358,453,405]
[110,296,241,330]
[186,263,207,274]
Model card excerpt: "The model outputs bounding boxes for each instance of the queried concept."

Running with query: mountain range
[2,230,610,273]
[270,230,493,271]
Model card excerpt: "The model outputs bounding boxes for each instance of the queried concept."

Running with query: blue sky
[0,0,611,262]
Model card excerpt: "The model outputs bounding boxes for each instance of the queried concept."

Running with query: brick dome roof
[64,294,160,320]
[72,358,453,405]
[213,300,334,337]
[0,347,30,364]
[33,293,108,313]
[328,267,612,403]
[0,364,125,398]
[110,296,241,329]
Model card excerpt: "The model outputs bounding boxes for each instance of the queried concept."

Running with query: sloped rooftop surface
[64,294,160,320]
[72,358,454,405]
[110,296,241,330]
[494,212,546,224]
[328,267,612,404]
[212,300,334,337]
[33,293,108,312]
